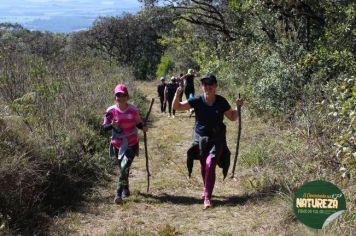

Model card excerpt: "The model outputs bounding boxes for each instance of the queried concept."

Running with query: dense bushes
[0,117,105,228]
[329,76,356,175]
[0,38,146,232]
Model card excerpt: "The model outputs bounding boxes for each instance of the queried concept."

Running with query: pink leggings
[200,154,218,200]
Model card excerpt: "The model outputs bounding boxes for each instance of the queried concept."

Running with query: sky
[0,0,142,32]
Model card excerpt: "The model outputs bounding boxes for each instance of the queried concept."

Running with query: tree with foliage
[87,8,177,80]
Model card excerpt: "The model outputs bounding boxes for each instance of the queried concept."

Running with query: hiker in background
[183,69,195,100]
[157,76,167,114]
[164,76,178,118]
[173,73,243,209]
[103,83,148,204]
[182,69,196,115]
[178,73,184,102]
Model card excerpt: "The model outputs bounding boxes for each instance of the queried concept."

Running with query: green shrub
[156,53,173,79]
[329,76,356,175]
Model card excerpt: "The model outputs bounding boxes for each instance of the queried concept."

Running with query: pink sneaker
[203,199,212,209]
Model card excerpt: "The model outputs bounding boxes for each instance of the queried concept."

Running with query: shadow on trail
[212,192,275,207]
[139,192,201,205]
[138,189,276,207]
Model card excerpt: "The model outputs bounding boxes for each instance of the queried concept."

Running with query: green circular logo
[293,180,346,229]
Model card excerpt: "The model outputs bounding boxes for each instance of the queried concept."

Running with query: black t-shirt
[185,74,194,90]
[157,84,166,97]
[188,95,231,137]
[166,82,178,98]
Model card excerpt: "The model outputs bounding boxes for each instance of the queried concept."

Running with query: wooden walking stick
[144,98,154,192]
[231,93,242,179]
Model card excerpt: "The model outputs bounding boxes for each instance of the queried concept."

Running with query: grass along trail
[50,81,310,236]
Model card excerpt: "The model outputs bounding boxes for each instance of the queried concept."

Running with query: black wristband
[103,123,113,131]
[136,122,144,130]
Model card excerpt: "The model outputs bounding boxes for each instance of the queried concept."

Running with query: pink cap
[114,84,128,95]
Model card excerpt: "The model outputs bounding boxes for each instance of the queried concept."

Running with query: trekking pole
[231,93,242,179]
[144,98,154,192]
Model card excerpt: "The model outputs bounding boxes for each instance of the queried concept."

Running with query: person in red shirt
[103,84,148,204]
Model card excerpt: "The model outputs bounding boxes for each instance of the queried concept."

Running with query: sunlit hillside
[0,1,354,235]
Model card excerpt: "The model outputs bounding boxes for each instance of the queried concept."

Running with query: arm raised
[173,86,191,111]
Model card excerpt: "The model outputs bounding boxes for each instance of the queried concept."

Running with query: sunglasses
[202,80,216,86]
[116,93,127,98]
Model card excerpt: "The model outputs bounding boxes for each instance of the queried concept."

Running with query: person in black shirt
[183,69,195,100]
[173,72,243,209]
[157,76,167,113]
[164,76,178,118]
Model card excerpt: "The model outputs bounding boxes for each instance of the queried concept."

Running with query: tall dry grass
[0,49,147,234]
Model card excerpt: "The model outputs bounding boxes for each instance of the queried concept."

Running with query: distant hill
[23,15,96,33]
[0,0,140,33]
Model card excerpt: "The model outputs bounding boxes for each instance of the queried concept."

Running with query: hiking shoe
[203,199,212,209]
[122,187,130,197]
[114,192,122,204]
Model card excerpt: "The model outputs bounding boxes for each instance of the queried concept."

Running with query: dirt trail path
[50,81,302,236]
